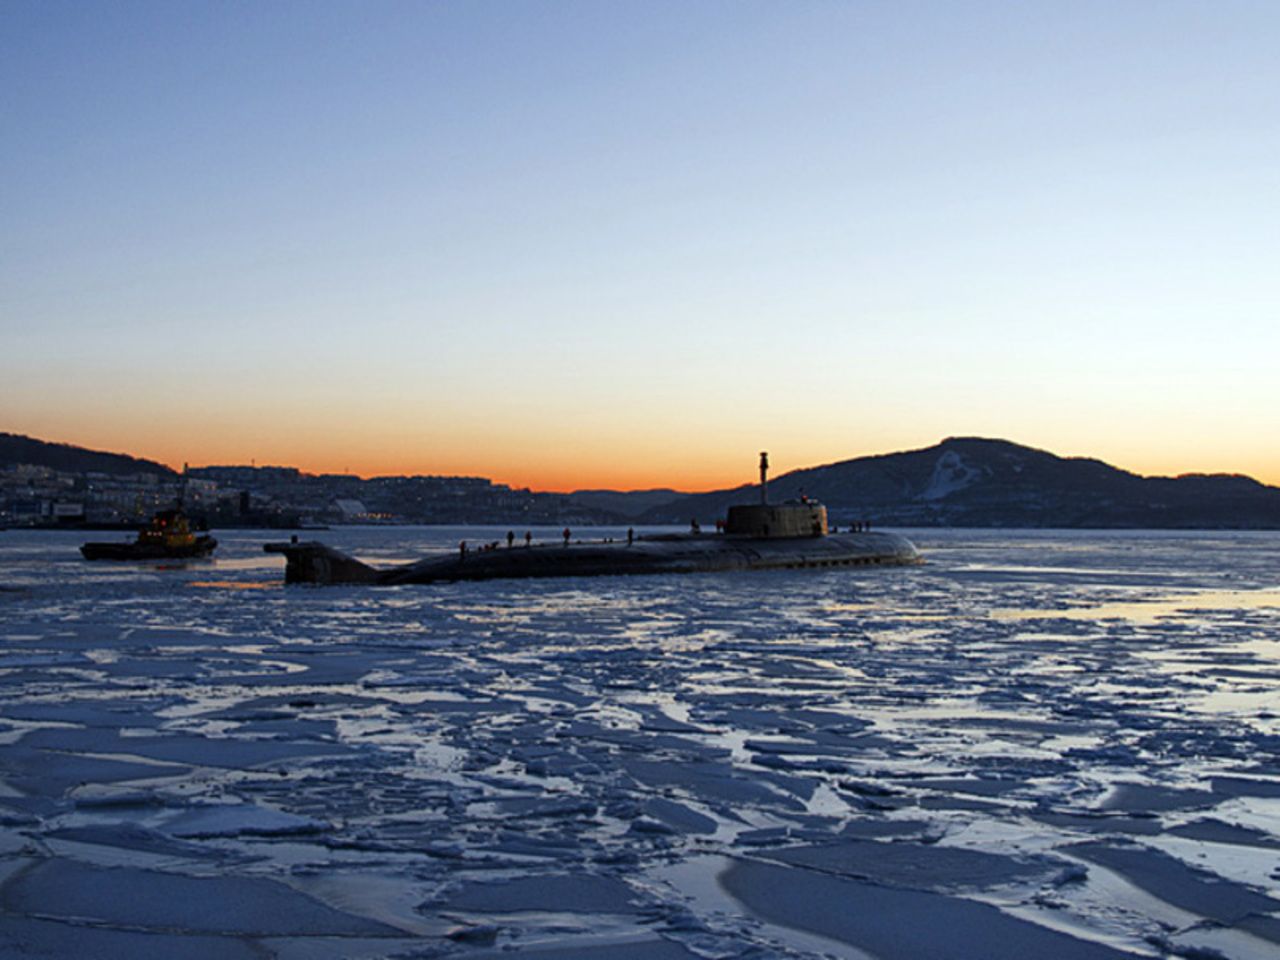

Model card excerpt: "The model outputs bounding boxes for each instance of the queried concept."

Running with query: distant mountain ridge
[0,432,175,477]
[565,488,685,519]
[6,431,1279,528]
[640,437,1280,529]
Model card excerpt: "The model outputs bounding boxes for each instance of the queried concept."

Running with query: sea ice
[1,526,1279,957]
[3,859,405,936]
[720,859,1137,959]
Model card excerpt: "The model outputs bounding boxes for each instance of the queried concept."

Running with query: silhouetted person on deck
[507,530,515,549]
[562,527,571,547]
[627,527,634,546]
[524,531,532,547]
[459,540,467,560]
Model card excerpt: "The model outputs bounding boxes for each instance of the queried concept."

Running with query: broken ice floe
[1,526,1279,958]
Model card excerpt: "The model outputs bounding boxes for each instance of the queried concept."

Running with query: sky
[3,0,1278,491]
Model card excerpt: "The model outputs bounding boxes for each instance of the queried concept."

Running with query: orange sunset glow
[12,407,1280,495]
[4,2,1278,498]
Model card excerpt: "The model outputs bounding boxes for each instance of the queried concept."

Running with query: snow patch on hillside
[920,450,984,500]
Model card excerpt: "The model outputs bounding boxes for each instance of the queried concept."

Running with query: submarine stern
[264,541,380,584]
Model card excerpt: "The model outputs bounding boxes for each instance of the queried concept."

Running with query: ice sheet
[1,526,1279,957]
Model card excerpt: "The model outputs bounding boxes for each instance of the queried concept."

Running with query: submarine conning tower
[723,451,829,538]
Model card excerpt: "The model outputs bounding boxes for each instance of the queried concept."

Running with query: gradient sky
[3,1,1278,491]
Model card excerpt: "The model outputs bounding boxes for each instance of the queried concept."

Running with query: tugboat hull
[265,532,921,586]
[80,536,217,561]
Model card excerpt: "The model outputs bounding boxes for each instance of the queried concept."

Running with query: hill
[0,433,176,477]
[640,437,1280,529]
[565,489,686,519]
[7,431,1278,528]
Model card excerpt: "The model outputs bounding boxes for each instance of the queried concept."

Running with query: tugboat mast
[759,451,769,505]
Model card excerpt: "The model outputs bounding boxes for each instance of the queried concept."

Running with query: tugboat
[81,509,217,561]
[265,453,921,585]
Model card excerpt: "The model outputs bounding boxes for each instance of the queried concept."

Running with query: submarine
[264,453,922,585]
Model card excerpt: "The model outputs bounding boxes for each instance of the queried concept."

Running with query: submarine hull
[265,531,922,586]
